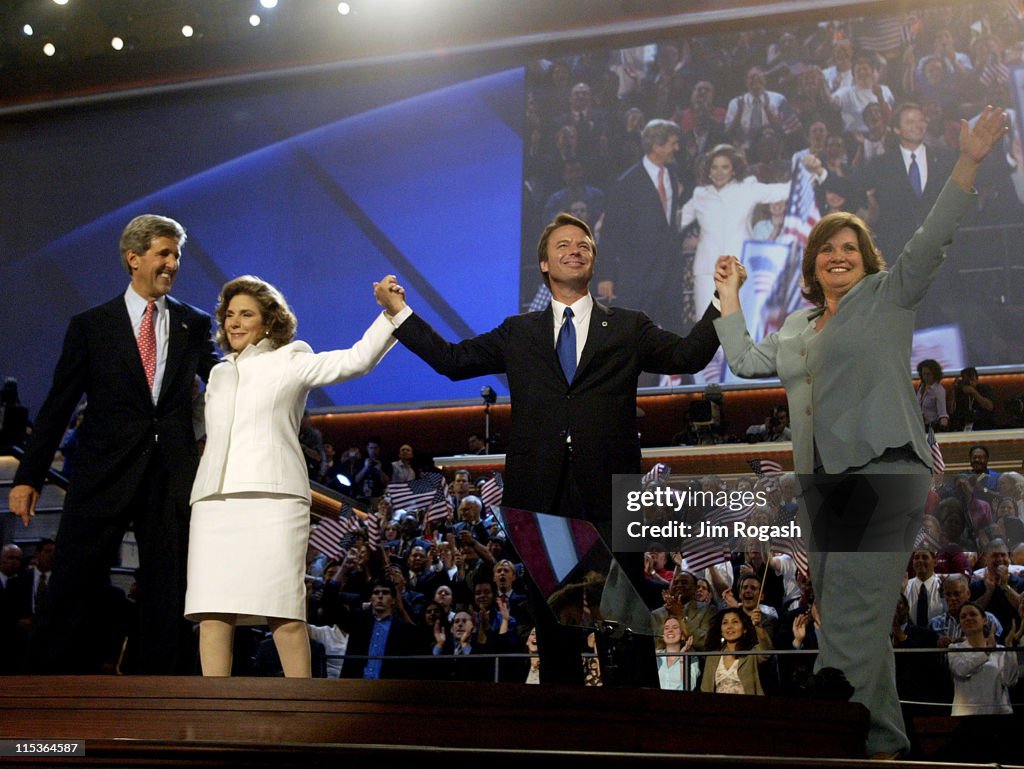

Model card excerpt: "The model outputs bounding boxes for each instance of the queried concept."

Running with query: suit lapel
[923,151,943,196]
[636,164,673,231]
[161,297,188,406]
[575,301,613,383]
[106,298,151,396]
[532,305,567,383]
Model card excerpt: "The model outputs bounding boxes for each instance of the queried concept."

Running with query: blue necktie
[556,307,576,383]
[909,152,922,198]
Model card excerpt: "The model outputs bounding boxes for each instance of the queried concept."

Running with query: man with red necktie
[9,214,217,674]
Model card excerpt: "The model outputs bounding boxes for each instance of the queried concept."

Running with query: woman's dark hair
[917,358,943,381]
[423,600,450,630]
[709,607,758,651]
[698,143,748,186]
[801,211,886,307]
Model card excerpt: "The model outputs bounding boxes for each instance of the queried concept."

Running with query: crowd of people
[2,3,1023,762]
[5,457,1024,709]
[523,2,1024,370]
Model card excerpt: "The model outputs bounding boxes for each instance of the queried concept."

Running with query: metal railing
[320,645,1024,712]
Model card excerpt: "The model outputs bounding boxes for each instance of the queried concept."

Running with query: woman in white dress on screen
[680,144,822,313]
[185,274,400,677]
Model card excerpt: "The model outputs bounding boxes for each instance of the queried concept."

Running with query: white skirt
[185,493,310,625]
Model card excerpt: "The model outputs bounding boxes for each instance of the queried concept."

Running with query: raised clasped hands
[960,105,1008,164]
[373,274,407,315]
[714,255,745,314]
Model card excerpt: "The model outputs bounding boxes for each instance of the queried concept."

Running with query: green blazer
[713,180,974,475]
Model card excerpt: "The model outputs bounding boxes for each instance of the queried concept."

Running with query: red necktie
[138,301,157,391]
[657,167,669,220]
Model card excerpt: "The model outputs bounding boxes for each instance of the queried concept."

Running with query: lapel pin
[602,321,608,327]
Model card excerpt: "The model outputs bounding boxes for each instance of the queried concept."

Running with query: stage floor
[0,676,1018,767]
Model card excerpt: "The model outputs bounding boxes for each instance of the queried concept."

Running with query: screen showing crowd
[522,2,1024,386]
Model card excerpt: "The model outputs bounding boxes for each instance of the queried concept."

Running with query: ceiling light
[260,0,278,8]
[22,24,34,36]
[182,24,194,38]
[338,2,351,15]
[111,36,124,51]
[249,14,261,27]
[52,0,69,5]
[43,42,56,56]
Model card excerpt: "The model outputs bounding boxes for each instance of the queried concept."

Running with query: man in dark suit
[9,214,217,674]
[0,543,30,672]
[373,212,723,684]
[857,102,955,263]
[598,119,687,336]
[334,580,418,680]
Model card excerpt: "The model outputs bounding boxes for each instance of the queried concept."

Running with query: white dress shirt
[899,143,928,192]
[124,286,169,404]
[642,155,673,225]
[549,293,593,367]
[903,573,945,625]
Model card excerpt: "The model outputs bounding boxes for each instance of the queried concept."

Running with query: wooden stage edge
[0,676,1016,769]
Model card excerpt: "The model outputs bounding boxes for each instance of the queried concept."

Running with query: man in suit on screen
[598,119,687,335]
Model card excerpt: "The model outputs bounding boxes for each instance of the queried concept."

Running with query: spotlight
[111,36,124,51]
[481,386,497,405]
[181,24,194,38]
[249,14,261,27]
[338,2,351,15]
[43,42,56,56]
[22,24,34,36]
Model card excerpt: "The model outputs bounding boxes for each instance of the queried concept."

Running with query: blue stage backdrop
[1,65,523,411]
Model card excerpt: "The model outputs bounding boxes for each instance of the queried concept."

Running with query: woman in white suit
[185,274,400,677]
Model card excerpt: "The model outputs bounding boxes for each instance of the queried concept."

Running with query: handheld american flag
[748,458,784,478]
[386,477,439,511]
[641,463,671,487]
[772,535,809,578]
[308,502,362,560]
[927,427,945,475]
[480,472,504,507]
[425,484,454,525]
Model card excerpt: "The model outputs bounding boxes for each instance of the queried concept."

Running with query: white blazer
[190,313,396,504]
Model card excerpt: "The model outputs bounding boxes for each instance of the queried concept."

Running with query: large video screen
[523,2,1024,385]
[5,3,1023,416]
[0,62,525,411]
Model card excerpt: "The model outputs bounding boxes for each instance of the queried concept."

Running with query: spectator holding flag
[185,275,399,678]
[713,106,1008,758]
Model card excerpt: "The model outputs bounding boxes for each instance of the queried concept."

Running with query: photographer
[745,406,791,442]
[354,439,390,502]
[950,367,995,431]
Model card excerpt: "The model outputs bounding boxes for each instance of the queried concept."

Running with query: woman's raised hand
[373,274,407,314]
[959,105,1008,165]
